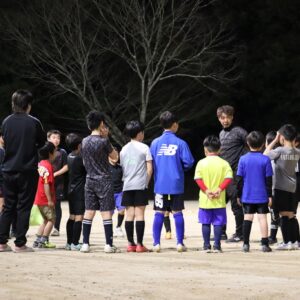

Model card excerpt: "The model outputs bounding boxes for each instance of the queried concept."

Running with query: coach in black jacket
[0,90,45,252]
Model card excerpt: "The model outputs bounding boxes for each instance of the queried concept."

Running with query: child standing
[194,136,232,253]
[120,120,153,253]
[33,142,56,248]
[65,133,86,251]
[47,130,68,237]
[237,131,273,252]
[109,154,125,238]
[264,124,300,250]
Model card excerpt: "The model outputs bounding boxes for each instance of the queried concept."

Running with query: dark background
[1,0,299,199]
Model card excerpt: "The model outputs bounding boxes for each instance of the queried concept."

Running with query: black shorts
[273,189,295,212]
[153,194,184,211]
[85,178,115,212]
[243,203,269,214]
[68,188,85,215]
[121,189,148,207]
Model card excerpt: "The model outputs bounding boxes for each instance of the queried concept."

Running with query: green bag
[30,205,43,226]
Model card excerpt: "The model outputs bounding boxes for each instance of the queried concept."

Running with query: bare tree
[1,0,239,145]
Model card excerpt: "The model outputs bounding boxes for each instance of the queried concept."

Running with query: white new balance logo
[157,144,178,156]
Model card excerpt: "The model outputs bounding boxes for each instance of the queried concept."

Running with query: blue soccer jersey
[237,152,273,203]
[150,131,194,194]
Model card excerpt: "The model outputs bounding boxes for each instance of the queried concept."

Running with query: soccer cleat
[136,245,150,253]
[65,243,71,250]
[114,227,124,238]
[80,243,90,253]
[177,243,187,253]
[242,244,250,253]
[51,229,60,237]
[203,244,212,253]
[261,245,272,252]
[165,232,172,240]
[104,244,121,253]
[153,244,161,253]
[268,237,277,245]
[226,234,243,243]
[43,241,56,248]
[127,245,137,252]
[213,245,222,253]
[71,244,82,251]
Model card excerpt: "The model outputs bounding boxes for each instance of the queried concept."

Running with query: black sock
[117,214,125,228]
[270,228,278,240]
[82,219,92,244]
[261,237,269,246]
[73,221,82,245]
[290,217,299,243]
[164,216,171,233]
[222,224,227,236]
[66,219,75,244]
[103,219,113,246]
[243,220,252,245]
[125,221,135,245]
[280,216,290,244]
[136,221,145,245]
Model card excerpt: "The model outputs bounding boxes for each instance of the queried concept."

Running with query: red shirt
[34,160,56,206]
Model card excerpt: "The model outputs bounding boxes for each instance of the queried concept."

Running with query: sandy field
[0,201,300,300]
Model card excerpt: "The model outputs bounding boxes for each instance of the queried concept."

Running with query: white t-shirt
[120,140,152,191]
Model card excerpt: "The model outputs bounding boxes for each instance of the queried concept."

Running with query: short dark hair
[125,120,144,138]
[159,111,178,129]
[38,141,55,160]
[247,131,265,149]
[216,105,235,117]
[266,131,277,146]
[278,124,297,141]
[47,129,62,139]
[65,133,82,151]
[203,135,221,152]
[12,90,33,112]
[86,110,106,131]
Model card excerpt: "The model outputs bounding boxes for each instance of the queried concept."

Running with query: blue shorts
[198,208,227,226]
[114,192,125,211]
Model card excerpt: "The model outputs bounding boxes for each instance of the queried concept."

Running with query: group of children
[25,110,300,254]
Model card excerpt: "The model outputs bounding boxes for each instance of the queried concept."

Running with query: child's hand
[205,189,215,200]
[237,198,242,206]
[268,197,272,207]
[48,200,54,208]
[212,187,222,199]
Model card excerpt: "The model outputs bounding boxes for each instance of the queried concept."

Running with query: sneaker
[127,245,137,252]
[13,245,34,253]
[71,244,82,251]
[43,241,56,248]
[0,244,12,252]
[203,244,212,253]
[80,243,90,253]
[51,229,60,237]
[242,244,250,253]
[153,244,161,253]
[33,241,40,248]
[213,245,222,253]
[293,242,299,250]
[226,234,243,243]
[104,244,121,253]
[165,232,172,240]
[261,245,272,252]
[65,243,71,250]
[268,237,277,245]
[177,243,187,253]
[136,245,149,253]
[276,242,289,250]
[114,227,124,238]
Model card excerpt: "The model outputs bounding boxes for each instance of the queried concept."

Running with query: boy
[33,142,56,248]
[120,120,152,252]
[217,105,247,242]
[151,111,194,253]
[109,153,125,238]
[80,111,119,253]
[47,130,68,237]
[265,131,280,244]
[237,131,273,252]
[264,124,300,250]
[194,136,232,253]
[65,133,86,251]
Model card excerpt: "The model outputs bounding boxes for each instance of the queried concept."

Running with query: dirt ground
[0,201,299,300]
